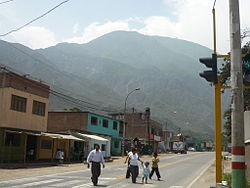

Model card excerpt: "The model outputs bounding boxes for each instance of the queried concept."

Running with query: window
[91,116,98,126]
[41,140,52,149]
[103,119,109,128]
[102,144,106,151]
[10,95,27,112]
[113,121,118,130]
[32,100,46,116]
[5,132,21,146]
[114,141,119,148]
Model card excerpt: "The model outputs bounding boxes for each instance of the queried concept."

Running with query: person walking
[87,144,105,186]
[141,161,150,184]
[124,150,133,178]
[149,152,161,180]
[128,148,143,183]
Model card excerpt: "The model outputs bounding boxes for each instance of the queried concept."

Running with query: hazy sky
[0,0,249,53]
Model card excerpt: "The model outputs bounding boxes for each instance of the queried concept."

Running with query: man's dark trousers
[149,167,161,179]
[91,162,101,185]
[130,165,139,183]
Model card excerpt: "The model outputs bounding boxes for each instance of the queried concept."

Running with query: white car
[188,147,196,152]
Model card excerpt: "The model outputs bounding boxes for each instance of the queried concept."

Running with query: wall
[37,136,54,160]
[47,112,88,132]
[88,138,111,158]
[87,113,120,138]
[0,88,49,132]
[0,128,26,163]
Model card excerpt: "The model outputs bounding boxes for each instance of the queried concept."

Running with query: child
[149,152,161,180]
[141,161,150,184]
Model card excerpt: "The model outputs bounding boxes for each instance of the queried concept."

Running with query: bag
[126,166,130,178]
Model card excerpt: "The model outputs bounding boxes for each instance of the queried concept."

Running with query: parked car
[188,147,196,152]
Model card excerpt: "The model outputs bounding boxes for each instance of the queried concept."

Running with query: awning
[41,133,84,141]
[73,132,109,141]
[23,132,41,136]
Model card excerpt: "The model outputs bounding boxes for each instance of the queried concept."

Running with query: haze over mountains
[0,31,216,137]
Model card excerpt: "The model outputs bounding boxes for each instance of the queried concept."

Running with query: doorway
[26,135,37,161]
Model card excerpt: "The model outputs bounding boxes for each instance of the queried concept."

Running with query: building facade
[0,71,50,162]
[110,108,164,153]
[48,112,123,156]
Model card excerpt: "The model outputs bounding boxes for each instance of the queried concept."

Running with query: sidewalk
[191,159,231,188]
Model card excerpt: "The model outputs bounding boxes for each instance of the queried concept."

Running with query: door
[26,135,37,161]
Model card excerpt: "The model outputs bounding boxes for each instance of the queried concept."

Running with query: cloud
[9,26,58,49]
[138,16,180,38]
[65,21,130,44]
[73,23,80,34]
[2,0,249,52]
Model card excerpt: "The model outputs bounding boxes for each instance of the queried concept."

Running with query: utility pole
[229,0,246,187]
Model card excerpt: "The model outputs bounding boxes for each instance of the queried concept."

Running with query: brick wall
[47,112,88,132]
[0,72,49,98]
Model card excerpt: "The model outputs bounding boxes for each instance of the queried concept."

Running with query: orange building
[0,70,50,162]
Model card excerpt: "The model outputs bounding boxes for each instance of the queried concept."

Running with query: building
[48,112,123,156]
[0,70,85,163]
[110,108,164,153]
[0,70,49,162]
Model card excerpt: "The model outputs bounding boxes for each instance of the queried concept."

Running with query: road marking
[116,175,125,179]
[72,182,93,188]
[159,155,200,168]
[0,169,89,184]
[72,180,110,188]
[8,179,63,188]
[47,180,82,187]
[169,186,183,188]
[186,159,215,188]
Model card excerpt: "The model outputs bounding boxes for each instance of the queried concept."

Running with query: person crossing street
[149,152,161,180]
[87,144,105,186]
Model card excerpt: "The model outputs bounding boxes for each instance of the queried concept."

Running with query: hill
[0,31,218,137]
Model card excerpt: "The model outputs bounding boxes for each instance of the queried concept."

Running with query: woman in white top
[128,148,143,183]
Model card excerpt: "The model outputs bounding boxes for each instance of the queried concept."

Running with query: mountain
[0,31,220,137]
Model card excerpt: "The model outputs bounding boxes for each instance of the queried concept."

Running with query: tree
[219,30,250,140]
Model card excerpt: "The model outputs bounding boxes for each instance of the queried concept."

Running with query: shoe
[157,178,161,181]
[149,177,151,179]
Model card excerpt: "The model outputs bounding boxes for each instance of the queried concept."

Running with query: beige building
[0,71,49,132]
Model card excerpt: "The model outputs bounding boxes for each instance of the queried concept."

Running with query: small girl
[141,161,150,184]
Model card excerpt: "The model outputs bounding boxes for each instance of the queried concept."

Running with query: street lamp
[122,88,140,157]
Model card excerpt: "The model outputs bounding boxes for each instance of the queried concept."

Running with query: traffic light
[242,53,250,85]
[199,53,217,84]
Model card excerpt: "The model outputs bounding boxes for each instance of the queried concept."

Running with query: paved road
[0,152,214,188]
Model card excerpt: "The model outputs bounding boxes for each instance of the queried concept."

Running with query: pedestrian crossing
[0,177,116,188]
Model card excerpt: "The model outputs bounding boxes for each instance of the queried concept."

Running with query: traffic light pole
[214,81,222,183]
[229,0,246,187]
[212,7,222,183]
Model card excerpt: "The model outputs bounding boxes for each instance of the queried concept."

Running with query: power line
[0,65,119,114]
[213,0,217,9]
[0,0,14,5]
[0,0,70,37]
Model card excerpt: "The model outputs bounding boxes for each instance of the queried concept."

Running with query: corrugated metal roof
[73,132,109,141]
[42,133,84,141]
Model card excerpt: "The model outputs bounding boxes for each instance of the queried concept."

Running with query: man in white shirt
[87,144,105,186]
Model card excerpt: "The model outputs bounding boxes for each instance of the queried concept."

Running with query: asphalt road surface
[0,152,214,188]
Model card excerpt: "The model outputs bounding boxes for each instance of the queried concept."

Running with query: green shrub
[222,173,232,187]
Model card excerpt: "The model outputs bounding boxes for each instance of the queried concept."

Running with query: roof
[41,133,84,141]
[72,132,109,141]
